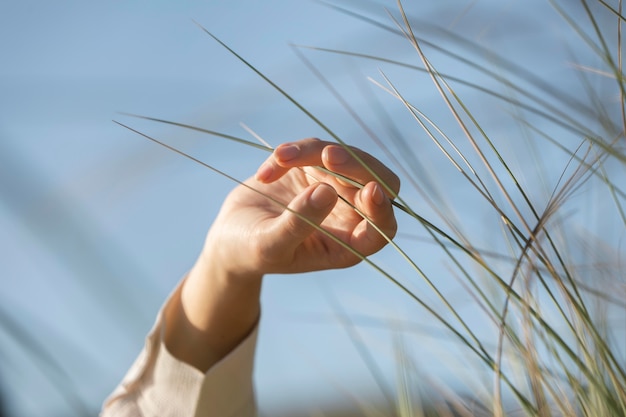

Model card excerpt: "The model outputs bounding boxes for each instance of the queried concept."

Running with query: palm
[225,167,366,272]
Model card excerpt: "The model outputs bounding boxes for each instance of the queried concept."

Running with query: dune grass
[119,0,625,415]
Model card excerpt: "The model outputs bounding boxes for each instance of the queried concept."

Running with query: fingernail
[255,162,273,182]
[371,183,385,206]
[326,146,349,165]
[310,184,336,209]
[275,144,300,162]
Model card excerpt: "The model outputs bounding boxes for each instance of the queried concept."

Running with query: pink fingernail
[275,144,300,162]
[326,146,349,165]
[310,184,336,209]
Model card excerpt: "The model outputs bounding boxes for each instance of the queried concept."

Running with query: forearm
[163,252,262,373]
[102,263,260,417]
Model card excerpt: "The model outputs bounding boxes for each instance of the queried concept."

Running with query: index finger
[256,138,400,197]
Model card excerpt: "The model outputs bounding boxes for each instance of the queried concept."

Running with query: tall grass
[120,0,625,415]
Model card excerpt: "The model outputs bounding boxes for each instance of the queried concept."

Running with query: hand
[201,137,400,278]
[165,138,400,372]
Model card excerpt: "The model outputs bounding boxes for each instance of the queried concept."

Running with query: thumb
[265,182,337,259]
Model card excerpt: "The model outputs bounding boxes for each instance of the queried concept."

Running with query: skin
[163,138,400,373]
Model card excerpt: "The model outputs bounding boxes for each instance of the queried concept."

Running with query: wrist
[200,225,266,283]
[163,249,263,373]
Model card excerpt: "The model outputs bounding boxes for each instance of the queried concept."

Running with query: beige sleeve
[100,285,258,417]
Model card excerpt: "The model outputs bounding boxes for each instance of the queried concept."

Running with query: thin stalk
[580,0,626,112]
[118,112,272,151]
[293,44,601,148]
[516,121,626,201]
[616,0,626,136]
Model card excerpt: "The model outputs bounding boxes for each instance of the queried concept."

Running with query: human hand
[201,137,400,279]
[167,138,400,371]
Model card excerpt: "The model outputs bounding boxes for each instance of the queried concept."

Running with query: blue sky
[1,1,623,416]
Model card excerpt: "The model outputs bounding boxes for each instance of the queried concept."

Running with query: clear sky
[0,1,623,416]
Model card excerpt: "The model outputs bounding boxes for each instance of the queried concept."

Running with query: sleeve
[100,283,258,417]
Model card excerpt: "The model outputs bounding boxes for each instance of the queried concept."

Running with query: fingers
[349,181,398,257]
[255,138,401,197]
[255,138,325,183]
